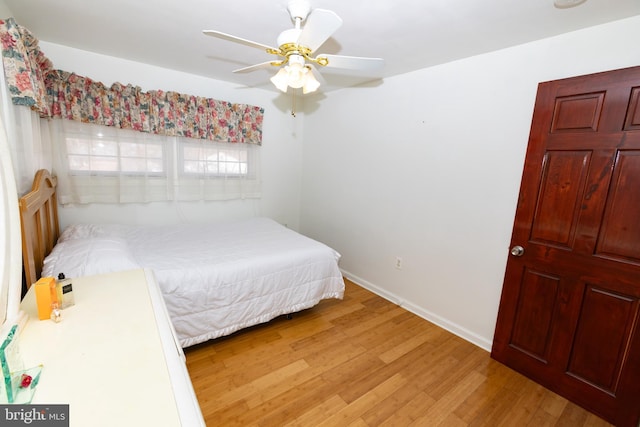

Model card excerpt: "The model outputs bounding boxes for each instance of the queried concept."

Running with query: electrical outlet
[395,256,403,270]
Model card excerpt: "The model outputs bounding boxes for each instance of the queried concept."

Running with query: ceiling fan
[203,0,384,94]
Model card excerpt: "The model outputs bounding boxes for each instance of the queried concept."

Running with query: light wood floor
[185,279,612,426]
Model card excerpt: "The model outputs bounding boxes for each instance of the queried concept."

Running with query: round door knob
[510,245,525,256]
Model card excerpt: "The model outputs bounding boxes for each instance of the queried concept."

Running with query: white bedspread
[42,217,345,347]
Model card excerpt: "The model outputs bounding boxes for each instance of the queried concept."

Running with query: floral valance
[46,71,263,143]
[0,17,51,115]
[0,18,264,145]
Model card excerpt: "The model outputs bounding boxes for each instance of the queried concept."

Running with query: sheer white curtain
[48,119,262,205]
[49,119,173,204]
[0,47,49,332]
[0,114,24,331]
[0,63,51,195]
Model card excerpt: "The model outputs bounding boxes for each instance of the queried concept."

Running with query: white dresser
[18,269,205,427]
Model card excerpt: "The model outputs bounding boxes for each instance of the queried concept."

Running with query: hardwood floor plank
[377,326,442,364]
[378,391,437,426]
[239,349,377,424]
[539,392,570,418]
[316,373,408,427]
[185,278,613,426]
[425,344,489,401]
[205,359,309,413]
[284,395,348,427]
[440,412,471,427]
[409,370,486,426]
[340,305,408,338]
[242,376,335,426]
[319,351,385,386]
[466,389,520,427]
[555,403,591,427]
[453,358,518,424]
[360,383,424,425]
[494,381,547,426]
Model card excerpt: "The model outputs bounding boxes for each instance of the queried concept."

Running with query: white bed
[20,170,344,348]
[40,217,345,347]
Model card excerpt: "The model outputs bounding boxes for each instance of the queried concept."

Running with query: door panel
[530,150,591,248]
[492,66,640,427]
[509,269,560,362]
[551,92,605,133]
[623,87,640,130]
[596,150,640,262]
[567,284,639,394]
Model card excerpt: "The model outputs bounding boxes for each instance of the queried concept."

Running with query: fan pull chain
[291,89,297,117]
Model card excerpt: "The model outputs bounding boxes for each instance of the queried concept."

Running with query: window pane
[66,138,90,155]
[68,155,90,171]
[183,146,200,160]
[183,160,201,173]
[146,159,165,173]
[121,158,147,172]
[89,156,118,172]
[179,140,250,177]
[147,144,163,158]
[65,134,165,175]
[90,140,118,156]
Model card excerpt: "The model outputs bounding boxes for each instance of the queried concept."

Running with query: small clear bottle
[50,301,62,322]
[56,273,75,309]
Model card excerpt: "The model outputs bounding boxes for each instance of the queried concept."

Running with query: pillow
[58,224,108,242]
[42,238,140,279]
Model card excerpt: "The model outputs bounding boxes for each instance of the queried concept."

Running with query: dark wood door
[491,66,640,427]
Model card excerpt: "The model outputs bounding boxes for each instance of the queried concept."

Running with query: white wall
[299,16,640,351]
[38,42,305,231]
[0,3,10,17]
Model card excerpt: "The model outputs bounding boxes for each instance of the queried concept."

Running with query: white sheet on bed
[42,217,345,347]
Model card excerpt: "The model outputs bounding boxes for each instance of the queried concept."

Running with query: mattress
[42,217,345,347]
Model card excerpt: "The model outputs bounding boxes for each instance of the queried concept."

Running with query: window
[65,123,166,175]
[180,141,250,177]
[49,119,261,204]
[64,128,165,176]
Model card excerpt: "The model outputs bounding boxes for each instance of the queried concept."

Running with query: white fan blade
[203,30,278,53]
[297,9,343,53]
[317,54,385,71]
[233,61,277,74]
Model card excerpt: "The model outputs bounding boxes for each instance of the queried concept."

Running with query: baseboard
[340,269,493,352]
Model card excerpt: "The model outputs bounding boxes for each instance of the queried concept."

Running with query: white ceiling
[4,0,640,93]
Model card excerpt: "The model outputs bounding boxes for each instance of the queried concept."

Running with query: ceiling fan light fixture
[302,69,320,94]
[286,62,307,88]
[270,54,319,93]
[270,68,290,92]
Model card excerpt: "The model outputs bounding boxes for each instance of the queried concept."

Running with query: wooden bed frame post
[18,169,59,289]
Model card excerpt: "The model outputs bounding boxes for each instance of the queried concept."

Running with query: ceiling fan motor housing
[277,28,302,47]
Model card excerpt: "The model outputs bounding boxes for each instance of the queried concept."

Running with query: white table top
[19,269,183,427]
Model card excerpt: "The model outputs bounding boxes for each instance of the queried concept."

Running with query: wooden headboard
[19,169,60,289]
